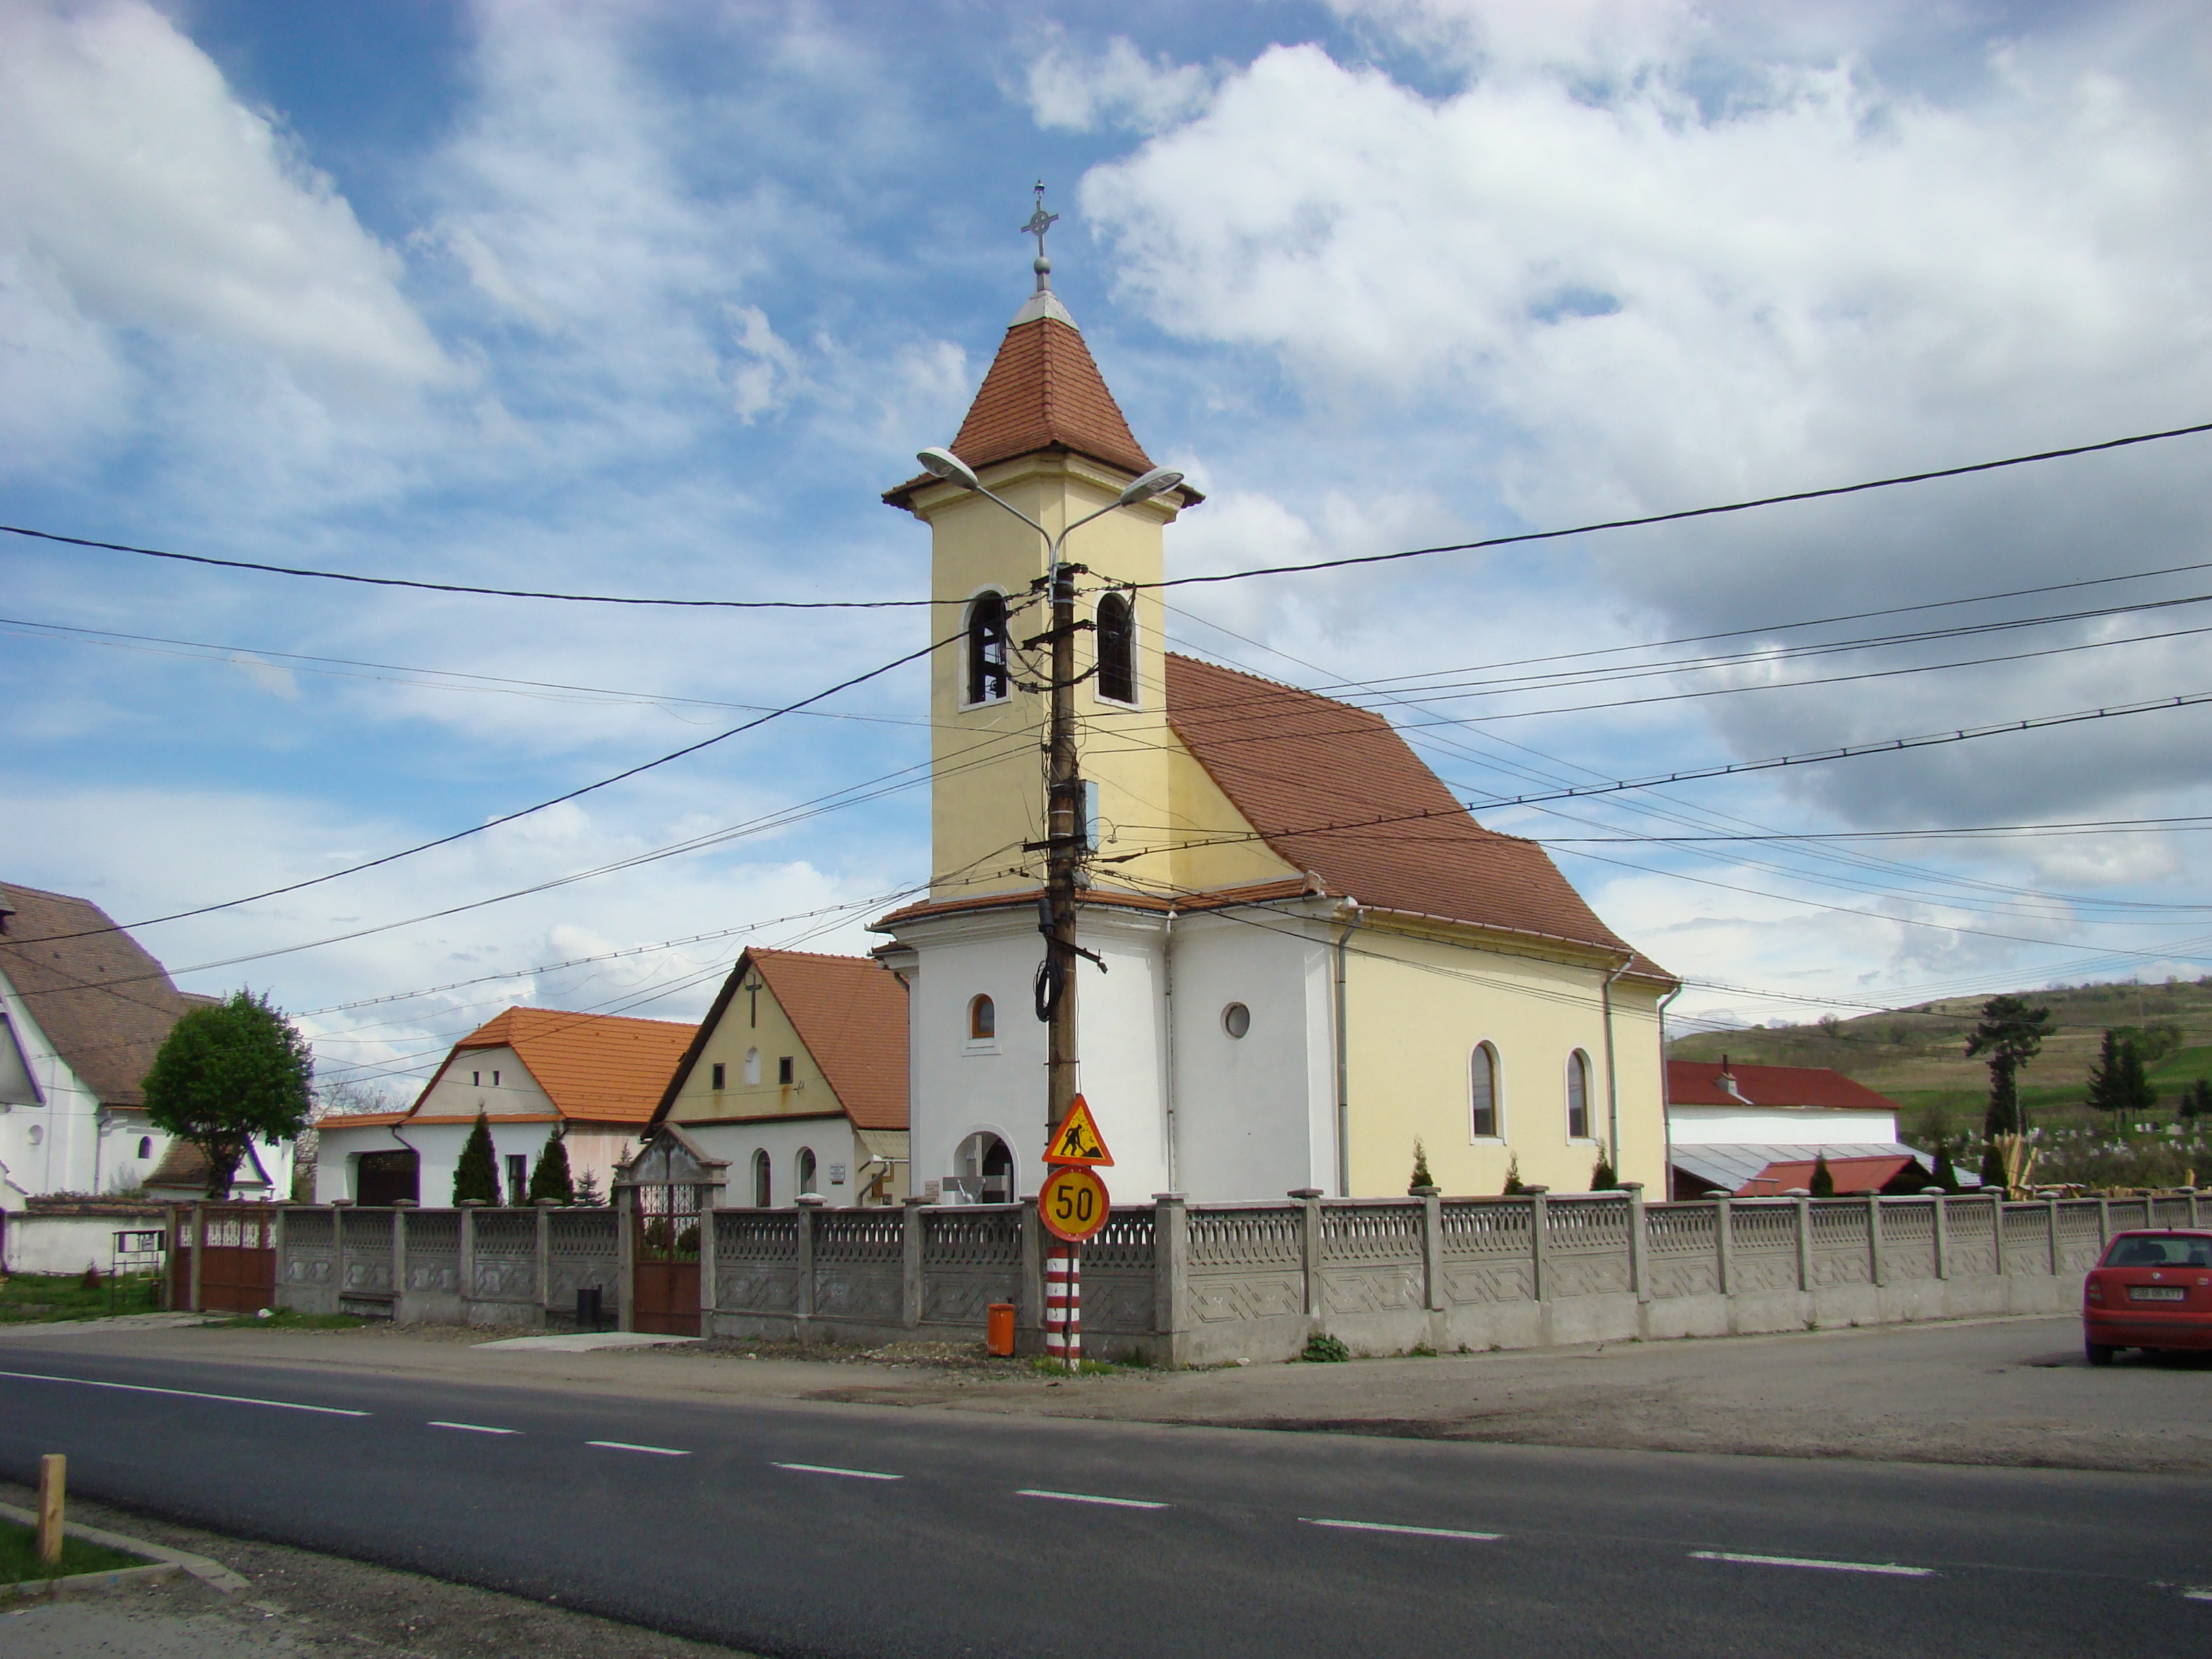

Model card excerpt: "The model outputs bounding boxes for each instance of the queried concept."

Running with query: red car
[2083,1229,2212,1364]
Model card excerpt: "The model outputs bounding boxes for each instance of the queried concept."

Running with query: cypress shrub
[453,1111,500,1206]
[1809,1151,1836,1197]
[527,1129,575,1204]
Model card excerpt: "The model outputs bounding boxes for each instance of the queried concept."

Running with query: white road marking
[773,1462,902,1481]
[1015,1489,1167,1510]
[1303,1518,1502,1541]
[0,1369,369,1416]
[1691,1551,1935,1578]
[586,1440,690,1456]
[2183,1589,2212,1603]
[429,1421,519,1435]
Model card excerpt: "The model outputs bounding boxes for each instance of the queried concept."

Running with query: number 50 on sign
[1038,1166,1109,1244]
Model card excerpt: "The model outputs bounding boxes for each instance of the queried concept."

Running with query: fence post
[534,1202,553,1326]
[329,1204,346,1313]
[1528,1189,1551,1304]
[1419,1190,1446,1312]
[2046,1197,2062,1276]
[794,1197,821,1326]
[1624,1183,1649,1304]
[271,1206,289,1309]
[390,1206,410,1324]
[901,1197,925,1330]
[615,1186,635,1332]
[1713,1195,1732,1294]
[696,1195,719,1336]
[1793,1195,1812,1293]
[1292,1189,1324,1317]
[458,1200,481,1320]
[1019,1204,1044,1337]
[1992,1193,2009,1277]
[1154,1193,1189,1353]
[2096,1195,2112,1248]
[1931,1194,1948,1280]
[1866,1193,1884,1288]
[189,1203,205,1312]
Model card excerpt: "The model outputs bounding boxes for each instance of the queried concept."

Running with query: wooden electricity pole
[1033,558,1087,1141]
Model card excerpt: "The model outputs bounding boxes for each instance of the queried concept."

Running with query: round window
[1222,1002,1251,1039]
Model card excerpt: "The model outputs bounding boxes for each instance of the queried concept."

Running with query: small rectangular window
[492,1069,500,1086]
[778,1056,795,1086]
[711,1061,726,1090]
[472,1071,480,1086]
[505,1153,527,1205]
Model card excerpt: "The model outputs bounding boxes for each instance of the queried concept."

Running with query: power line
[0,523,949,609]
[1136,417,2212,591]
[1534,817,2212,843]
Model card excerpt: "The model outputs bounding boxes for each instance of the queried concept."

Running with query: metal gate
[172,1206,278,1314]
[620,1129,725,1338]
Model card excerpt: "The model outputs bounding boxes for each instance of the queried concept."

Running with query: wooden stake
[37,1453,64,1567]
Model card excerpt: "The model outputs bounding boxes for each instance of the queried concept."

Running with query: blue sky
[5,0,2211,1103]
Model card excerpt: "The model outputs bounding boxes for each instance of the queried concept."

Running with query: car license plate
[2129,1286,2186,1302]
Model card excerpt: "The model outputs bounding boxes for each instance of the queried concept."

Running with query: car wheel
[2085,1341,2116,1366]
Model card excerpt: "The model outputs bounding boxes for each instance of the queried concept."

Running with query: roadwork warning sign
[1044,1094,1113,1167]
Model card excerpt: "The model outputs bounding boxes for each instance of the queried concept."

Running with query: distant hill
[1668,977,2212,1143]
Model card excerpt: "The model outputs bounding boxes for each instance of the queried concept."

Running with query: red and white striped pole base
[1044,1244,1081,1368]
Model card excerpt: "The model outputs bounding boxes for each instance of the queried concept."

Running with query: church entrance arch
[949,1131,1015,1204]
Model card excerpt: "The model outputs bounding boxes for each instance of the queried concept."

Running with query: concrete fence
[266,1188,2205,1363]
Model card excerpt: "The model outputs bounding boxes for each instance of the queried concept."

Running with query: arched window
[743,1047,761,1086]
[966,590,1010,705]
[796,1146,818,1196]
[968,994,996,1042]
[138,1136,153,1160]
[1469,1043,1500,1139]
[1094,590,1135,704]
[1566,1049,1592,1141]
[752,1148,771,1208]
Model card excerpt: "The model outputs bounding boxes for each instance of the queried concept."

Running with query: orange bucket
[986,1302,1016,1357]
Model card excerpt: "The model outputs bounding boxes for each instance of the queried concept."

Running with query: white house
[644,947,909,1207]
[1666,1058,1944,1196]
[315,1006,695,1206]
[0,880,291,1208]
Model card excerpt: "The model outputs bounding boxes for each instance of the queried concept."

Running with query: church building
[870,234,1679,1208]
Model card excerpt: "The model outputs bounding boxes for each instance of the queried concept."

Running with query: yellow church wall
[1341,922,1670,1198]
[665,976,835,1127]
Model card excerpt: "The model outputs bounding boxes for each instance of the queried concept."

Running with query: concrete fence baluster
[1291,1189,1324,1318]
[1421,1190,1445,1313]
[1154,1193,1189,1351]
[1528,1189,1551,1305]
[1932,1193,1948,1281]
[901,1197,925,1330]
[392,1208,409,1323]
[1624,1184,1649,1304]
[1713,1195,1732,1295]
[1793,1195,1812,1293]
[1866,1193,1884,1288]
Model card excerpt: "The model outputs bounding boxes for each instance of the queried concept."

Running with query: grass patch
[0,1273,163,1325]
[1025,1355,1142,1377]
[0,1518,149,1584]
[1300,1333,1352,1364]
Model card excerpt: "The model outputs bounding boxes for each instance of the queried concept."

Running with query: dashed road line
[587,1440,690,1457]
[2183,1589,2212,1603]
[1691,1551,1935,1578]
[1303,1518,1502,1541]
[1015,1489,1167,1511]
[773,1462,902,1481]
[0,1370,369,1416]
[430,1421,520,1435]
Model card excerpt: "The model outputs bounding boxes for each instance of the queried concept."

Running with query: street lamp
[913,445,1183,1142]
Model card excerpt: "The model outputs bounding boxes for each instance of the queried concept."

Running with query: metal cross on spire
[1021,180,1059,293]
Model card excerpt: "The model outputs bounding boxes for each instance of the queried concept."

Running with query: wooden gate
[621,1130,724,1337]
[172,1206,278,1314]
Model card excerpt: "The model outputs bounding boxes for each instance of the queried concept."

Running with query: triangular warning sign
[1044,1094,1114,1167]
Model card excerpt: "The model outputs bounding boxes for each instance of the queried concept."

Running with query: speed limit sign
[1038,1165,1110,1244]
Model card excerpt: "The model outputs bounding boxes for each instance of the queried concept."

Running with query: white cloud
[1026,34,1218,134]
[0,0,449,392]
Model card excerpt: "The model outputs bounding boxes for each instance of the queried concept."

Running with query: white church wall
[1065,910,1170,1206]
[678,1118,865,1207]
[901,909,1052,1204]
[0,975,105,1208]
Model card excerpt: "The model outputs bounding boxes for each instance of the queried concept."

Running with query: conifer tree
[1967,994,2052,1185]
[527,1128,575,1204]
[1809,1151,1836,1197]
[1590,1142,1620,1191]
[1408,1139,1435,1193]
[1502,1155,1529,1195]
[2086,1029,2157,1124]
[453,1111,500,1205]
[1929,1138,1961,1192]
[2182,1078,2212,1122]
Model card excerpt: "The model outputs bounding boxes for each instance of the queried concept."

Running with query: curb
[0,1501,247,1599]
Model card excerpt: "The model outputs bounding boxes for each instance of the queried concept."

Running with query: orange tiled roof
[655,949,908,1132]
[1164,655,1672,979]
[412,1006,697,1126]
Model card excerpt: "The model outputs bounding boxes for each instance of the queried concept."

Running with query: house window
[472,1071,480,1086]
[965,590,1010,705]
[505,1153,527,1205]
[1095,590,1135,704]
[493,1070,500,1086]
[778,1056,795,1086]
[1471,1042,1500,1139]
[1222,1002,1251,1039]
[743,1047,761,1086]
[1567,1049,1592,1141]
[138,1136,153,1160]
[711,1061,726,1090]
[968,994,996,1042]
[752,1148,771,1208]
[796,1147,817,1196]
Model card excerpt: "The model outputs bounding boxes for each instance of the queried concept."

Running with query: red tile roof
[1164,655,1671,977]
[655,949,908,1132]
[411,1006,697,1126]
[1738,1155,1914,1197]
[1667,1061,1900,1112]
[0,880,202,1107]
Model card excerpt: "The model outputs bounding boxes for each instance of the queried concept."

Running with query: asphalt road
[3,1348,2207,1658]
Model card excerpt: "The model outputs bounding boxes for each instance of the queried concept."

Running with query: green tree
[1590,1142,1620,1191]
[142,989,313,1199]
[527,1128,575,1204]
[2086,1029,2156,1123]
[1408,1139,1435,1194]
[453,1111,500,1206]
[1501,1155,1529,1195]
[1928,1138,1961,1193]
[1809,1151,1836,1197]
[1966,994,2053,1185]
[2181,1078,2212,1122]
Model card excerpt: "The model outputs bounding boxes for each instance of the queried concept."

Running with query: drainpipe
[1656,981,1684,1200]
[1601,954,1633,1178]
[1333,900,1362,1197]
[1161,907,1180,1193]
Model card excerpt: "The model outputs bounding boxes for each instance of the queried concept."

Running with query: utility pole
[1037,556,1085,1139]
